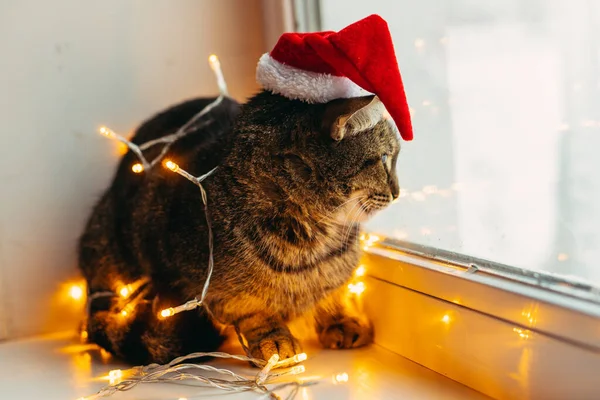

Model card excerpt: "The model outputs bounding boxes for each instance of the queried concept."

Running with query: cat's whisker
[339,200,366,249]
[315,197,361,224]
[342,199,372,250]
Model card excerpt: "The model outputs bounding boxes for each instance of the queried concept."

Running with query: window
[319,0,600,285]
[312,2,600,399]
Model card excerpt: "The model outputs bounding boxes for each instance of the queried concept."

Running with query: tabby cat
[79,90,400,364]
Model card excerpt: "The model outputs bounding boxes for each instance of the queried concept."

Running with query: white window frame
[361,239,600,399]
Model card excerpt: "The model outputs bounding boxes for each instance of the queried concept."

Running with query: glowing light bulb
[108,369,122,384]
[80,330,88,341]
[98,126,115,138]
[119,285,131,298]
[441,314,451,324]
[69,285,84,300]
[109,369,122,379]
[275,352,308,369]
[164,160,178,172]
[131,163,143,173]
[348,281,365,295]
[335,372,349,383]
[513,327,530,339]
[160,308,175,318]
[364,234,380,246]
[291,365,306,374]
[208,54,218,64]
[355,265,366,277]
[256,354,280,384]
[120,310,128,317]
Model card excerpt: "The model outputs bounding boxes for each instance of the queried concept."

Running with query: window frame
[361,238,600,399]
[366,239,600,349]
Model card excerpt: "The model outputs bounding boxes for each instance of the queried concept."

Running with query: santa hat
[256,14,413,141]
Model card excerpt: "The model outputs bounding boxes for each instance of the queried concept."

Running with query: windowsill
[0,331,488,400]
[361,239,600,400]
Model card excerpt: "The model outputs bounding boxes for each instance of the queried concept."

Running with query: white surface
[0,0,266,339]
[364,268,600,400]
[0,332,488,400]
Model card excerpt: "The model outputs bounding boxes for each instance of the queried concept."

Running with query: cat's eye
[382,154,388,164]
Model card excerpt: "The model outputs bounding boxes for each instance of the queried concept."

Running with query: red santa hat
[256,14,413,141]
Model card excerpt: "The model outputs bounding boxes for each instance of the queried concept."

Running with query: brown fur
[79,91,400,363]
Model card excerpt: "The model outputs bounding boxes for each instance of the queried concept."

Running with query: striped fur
[79,91,400,363]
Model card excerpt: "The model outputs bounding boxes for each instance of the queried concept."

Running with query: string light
[334,373,349,383]
[348,281,365,295]
[81,351,308,399]
[164,160,178,172]
[256,354,280,385]
[355,265,366,277]
[275,352,307,369]
[160,308,174,318]
[441,314,451,324]
[119,285,131,298]
[513,328,530,339]
[108,369,123,385]
[69,284,84,300]
[209,54,228,95]
[131,163,143,173]
[156,160,217,319]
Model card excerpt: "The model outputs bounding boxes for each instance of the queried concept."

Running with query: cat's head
[229,91,401,224]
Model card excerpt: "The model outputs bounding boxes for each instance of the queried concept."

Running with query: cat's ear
[322,95,386,141]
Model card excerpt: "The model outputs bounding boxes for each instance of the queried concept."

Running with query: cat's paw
[248,328,302,361]
[318,317,373,349]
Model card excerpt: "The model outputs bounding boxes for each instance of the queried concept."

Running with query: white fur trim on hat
[256,53,372,103]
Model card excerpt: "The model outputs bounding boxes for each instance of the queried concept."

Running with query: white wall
[0,0,267,339]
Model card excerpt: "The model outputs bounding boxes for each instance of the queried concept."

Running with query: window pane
[320,0,600,283]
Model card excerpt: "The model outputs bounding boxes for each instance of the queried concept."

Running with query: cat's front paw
[318,317,373,349]
[248,327,302,361]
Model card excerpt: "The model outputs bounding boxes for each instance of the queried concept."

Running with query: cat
[79,90,401,365]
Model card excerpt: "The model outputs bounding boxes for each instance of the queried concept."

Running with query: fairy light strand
[159,160,218,318]
[82,352,308,400]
